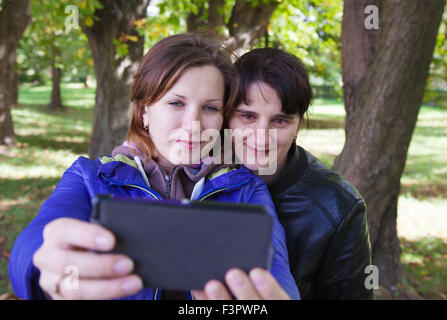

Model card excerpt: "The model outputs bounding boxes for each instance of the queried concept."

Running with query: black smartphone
[90,194,274,290]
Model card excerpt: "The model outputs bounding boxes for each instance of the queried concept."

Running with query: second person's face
[228,82,300,176]
[144,65,225,167]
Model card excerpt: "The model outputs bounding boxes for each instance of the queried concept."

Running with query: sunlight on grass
[18,83,95,109]
[0,163,76,179]
[400,237,447,299]
[299,128,345,166]
[398,196,447,240]
[0,84,95,298]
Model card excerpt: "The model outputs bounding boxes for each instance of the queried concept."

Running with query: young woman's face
[228,82,300,175]
[143,65,225,166]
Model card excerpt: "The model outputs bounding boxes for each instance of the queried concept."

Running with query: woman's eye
[240,113,255,121]
[169,101,184,107]
[203,105,219,112]
[273,118,288,126]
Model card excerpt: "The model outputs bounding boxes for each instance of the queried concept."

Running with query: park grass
[301,99,447,299]
[0,85,446,299]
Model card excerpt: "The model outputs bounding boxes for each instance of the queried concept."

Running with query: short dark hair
[231,48,312,119]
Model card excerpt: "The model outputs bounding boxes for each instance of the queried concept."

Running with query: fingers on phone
[34,247,134,278]
[204,280,232,300]
[191,289,208,300]
[42,273,143,300]
[225,269,261,300]
[249,268,290,300]
[43,218,115,251]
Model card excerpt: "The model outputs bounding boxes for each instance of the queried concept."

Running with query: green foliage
[143,0,187,49]
[158,0,207,18]
[425,9,447,108]
[15,0,445,102]
[263,0,343,98]
[148,0,342,98]
[113,39,129,58]
[17,0,95,85]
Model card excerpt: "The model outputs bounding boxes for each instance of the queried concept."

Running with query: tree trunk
[11,69,19,107]
[334,0,446,288]
[186,5,206,33]
[49,65,63,110]
[186,0,279,56]
[82,0,150,159]
[227,0,278,54]
[0,0,31,145]
[49,47,63,110]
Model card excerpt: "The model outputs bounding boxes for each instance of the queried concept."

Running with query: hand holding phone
[90,195,274,290]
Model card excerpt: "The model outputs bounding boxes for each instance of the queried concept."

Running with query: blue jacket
[9,155,300,300]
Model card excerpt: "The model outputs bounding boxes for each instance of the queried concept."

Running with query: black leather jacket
[268,145,373,300]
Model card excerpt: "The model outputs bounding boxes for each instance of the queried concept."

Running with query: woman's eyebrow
[173,93,186,99]
[172,94,222,103]
[273,113,295,119]
[206,98,223,102]
[236,108,257,114]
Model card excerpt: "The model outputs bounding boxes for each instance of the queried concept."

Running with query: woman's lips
[245,144,269,155]
[176,140,201,150]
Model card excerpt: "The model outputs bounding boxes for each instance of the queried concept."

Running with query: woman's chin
[241,162,262,173]
[167,152,203,166]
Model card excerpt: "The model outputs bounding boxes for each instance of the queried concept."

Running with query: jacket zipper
[101,173,251,202]
[196,178,252,201]
[100,174,162,200]
[164,174,172,199]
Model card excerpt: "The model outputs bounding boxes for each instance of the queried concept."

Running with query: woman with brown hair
[8,34,299,300]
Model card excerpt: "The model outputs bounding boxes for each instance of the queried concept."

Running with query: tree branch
[227,0,279,53]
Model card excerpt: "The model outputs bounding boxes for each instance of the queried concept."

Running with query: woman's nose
[181,106,202,136]
[255,119,271,146]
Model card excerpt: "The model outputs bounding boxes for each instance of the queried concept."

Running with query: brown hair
[127,32,239,159]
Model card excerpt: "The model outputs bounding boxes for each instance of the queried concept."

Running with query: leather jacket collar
[268,145,308,196]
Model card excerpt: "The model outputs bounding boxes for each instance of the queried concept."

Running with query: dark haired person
[196,48,373,300]
[8,35,299,300]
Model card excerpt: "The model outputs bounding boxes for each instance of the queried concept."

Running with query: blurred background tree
[424,9,447,108]
[333,0,446,288]
[0,0,31,145]
[80,0,150,159]
[17,0,95,110]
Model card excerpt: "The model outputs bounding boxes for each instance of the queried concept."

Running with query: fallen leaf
[421,275,432,282]
[85,16,94,27]
[2,250,10,259]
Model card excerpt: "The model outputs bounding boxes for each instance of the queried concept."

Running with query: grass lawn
[0,84,446,300]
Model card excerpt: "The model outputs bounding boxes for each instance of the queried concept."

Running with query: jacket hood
[102,141,236,199]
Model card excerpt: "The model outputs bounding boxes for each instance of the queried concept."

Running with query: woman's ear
[296,117,303,135]
[143,106,149,129]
